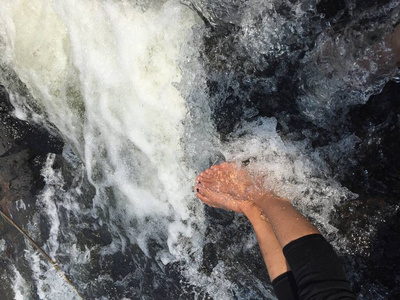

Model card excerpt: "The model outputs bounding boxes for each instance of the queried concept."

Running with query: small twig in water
[0,208,83,299]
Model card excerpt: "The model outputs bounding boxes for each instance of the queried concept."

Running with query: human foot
[194,162,270,212]
[195,184,255,213]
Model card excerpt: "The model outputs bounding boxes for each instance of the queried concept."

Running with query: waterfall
[0,0,399,299]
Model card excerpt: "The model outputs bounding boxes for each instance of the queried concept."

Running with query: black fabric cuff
[272,271,299,300]
[283,234,356,299]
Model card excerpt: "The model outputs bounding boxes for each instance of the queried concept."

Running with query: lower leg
[196,162,320,248]
[195,163,290,281]
[242,202,290,281]
[253,194,320,248]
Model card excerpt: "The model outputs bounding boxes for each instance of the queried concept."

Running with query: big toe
[200,170,214,179]
[200,185,230,203]
[198,173,214,183]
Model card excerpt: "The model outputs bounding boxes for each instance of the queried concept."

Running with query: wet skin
[194,162,320,280]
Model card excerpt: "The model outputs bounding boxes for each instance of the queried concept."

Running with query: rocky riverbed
[1,77,400,298]
[0,0,399,299]
[0,85,64,298]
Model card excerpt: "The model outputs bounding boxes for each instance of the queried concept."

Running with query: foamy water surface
[0,0,399,299]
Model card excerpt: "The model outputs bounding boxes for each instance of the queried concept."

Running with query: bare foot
[194,162,269,213]
[195,184,253,213]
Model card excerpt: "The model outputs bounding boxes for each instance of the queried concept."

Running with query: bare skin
[195,162,320,246]
[241,203,292,281]
[195,162,290,281]
[195,162,321,280]
[196,162,267,204]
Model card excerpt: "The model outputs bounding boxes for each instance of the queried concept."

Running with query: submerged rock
[0,85,63,211]
[0,85,64,299]
[0,1,399,298]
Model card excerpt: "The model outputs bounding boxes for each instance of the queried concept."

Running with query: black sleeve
[272,271,299,300]
[283,234,356,300]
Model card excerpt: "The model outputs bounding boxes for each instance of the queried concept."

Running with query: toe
[200,186,222,200]
[197,193,217,208]
[201,171,213,178]
[195,175,202,184]
[197,185,212,197]
[201,181,221,192]
[228,162,237,168]
[196,191,207,202]
[205,168,215,174]
[198,175,214,183]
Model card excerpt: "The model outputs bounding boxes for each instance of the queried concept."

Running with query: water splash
[0,0,399,299]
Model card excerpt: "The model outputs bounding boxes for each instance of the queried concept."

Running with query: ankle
[239,200,258,214]
[253,191,285,207]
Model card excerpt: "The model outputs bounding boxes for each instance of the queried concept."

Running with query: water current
[0,0,399,299]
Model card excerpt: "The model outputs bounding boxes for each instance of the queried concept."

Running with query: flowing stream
[0,0,399,299]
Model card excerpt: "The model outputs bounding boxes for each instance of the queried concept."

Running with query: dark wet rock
[328,81,400,298]
[0,85,64,299]
[200,209,272,297]
[0,85,63,210]
[111,250,135,280]
[316,0,346,20]
[204,205,235,226]
[0,3,399,299]
[75,224,113,250]
[0,85,63,238]
[345,81,400,200]
[0,87,57,214]
[200,1,400,294]
[367,210,400,299]
[0,87,63,157]
[201,242,218,275]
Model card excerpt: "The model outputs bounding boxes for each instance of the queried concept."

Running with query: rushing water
[0,0,399,299]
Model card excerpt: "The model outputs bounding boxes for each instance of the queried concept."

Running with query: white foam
[24,250,80,300]
[0,0,212,296]
[0,239,5,253]
[0,0,389,298]
[12,267,30,300]
[0,0,205,253]
[221,117,358,233]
